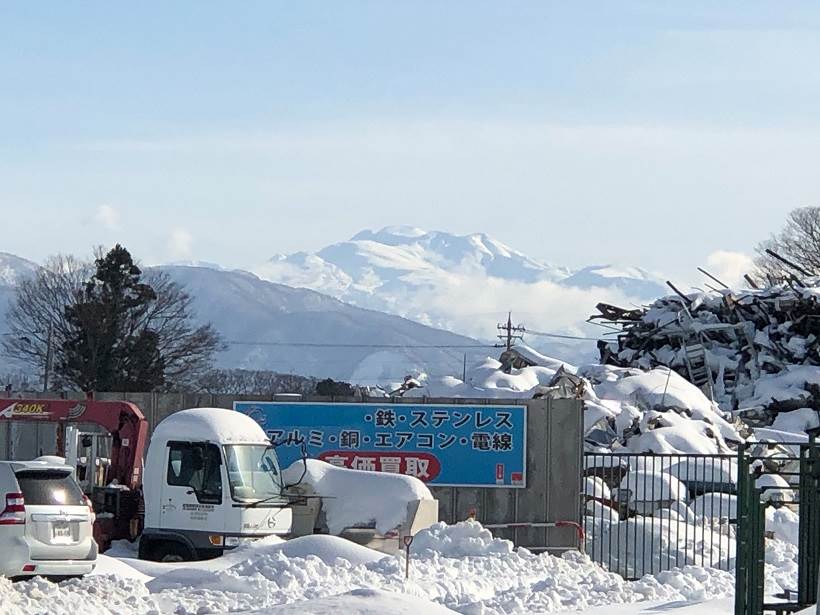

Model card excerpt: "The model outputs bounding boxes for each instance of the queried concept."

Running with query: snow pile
[0,521,741,615]
[146,535,388,596]
[403,350,739,455]
[403,356,564,399]
[410,520,513,557]
[749,367,820,407]
[585,512,736,578]
[618,470,687,513]
[282,459,433,534]
[581,365,741,453]
[251,589,460,614]
[240,534,388,566]
[585,476,612,500]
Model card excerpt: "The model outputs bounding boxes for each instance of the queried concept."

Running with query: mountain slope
[0,252,39,339]
[559,264,666,298]
[0,253,490,385]
[158,265,489,383]
[0,252,38,287]
[0,253,39,382]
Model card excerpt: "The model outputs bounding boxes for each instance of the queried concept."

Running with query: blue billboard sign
[233,402,527,488]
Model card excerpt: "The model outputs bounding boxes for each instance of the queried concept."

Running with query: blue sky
[2,2,820,279]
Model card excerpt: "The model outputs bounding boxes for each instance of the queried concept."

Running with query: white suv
[0,460,97,580]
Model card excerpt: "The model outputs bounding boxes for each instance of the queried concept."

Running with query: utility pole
[462,353,467,382]
[496,312,525,351]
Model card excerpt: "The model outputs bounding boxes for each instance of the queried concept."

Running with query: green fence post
[749,488,765,615]
[799,436,820,607]
[736,443,750,615]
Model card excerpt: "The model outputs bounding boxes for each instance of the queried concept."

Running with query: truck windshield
[223,444,283,502]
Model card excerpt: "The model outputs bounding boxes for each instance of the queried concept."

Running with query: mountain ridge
[0,254,489,384]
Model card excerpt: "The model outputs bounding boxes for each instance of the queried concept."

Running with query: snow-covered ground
[1,354,812,614]
[0,521,747,615]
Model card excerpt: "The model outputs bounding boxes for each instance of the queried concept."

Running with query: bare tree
[755,207,820,281]
[2,249,223,392]
[2,254,89,390]
[193,369,317,395]
[138,269,224,388]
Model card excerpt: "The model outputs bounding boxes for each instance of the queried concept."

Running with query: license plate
[51,522,72,543]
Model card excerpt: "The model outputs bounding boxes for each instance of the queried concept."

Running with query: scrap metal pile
[590,277,820,417]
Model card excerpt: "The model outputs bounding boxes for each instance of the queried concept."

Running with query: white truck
[136,407,438,562]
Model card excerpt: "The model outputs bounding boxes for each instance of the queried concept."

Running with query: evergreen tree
[62,245,165,391]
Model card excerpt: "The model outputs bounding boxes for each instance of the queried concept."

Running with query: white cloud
[63,116,814,273]
[95,204,120,231]
[169,229,193,260]
[705,250,756,288]
[410,272,644,341]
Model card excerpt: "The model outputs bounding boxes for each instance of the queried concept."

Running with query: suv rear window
[15,471,85,506]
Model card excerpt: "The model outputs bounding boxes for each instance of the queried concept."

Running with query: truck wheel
[151,541,192,563]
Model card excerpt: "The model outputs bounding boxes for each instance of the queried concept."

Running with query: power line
[523,330,600,342]
[224,340,496,349]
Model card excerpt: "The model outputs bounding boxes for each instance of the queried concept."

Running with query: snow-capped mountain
[0,252,37,331]
[0,252,38,287]
[257,226,570,299]
[559,264,666,298]
[0,253,38,382]
[253,228,666,358]
[0,230,670,384]
[0,253,488,384]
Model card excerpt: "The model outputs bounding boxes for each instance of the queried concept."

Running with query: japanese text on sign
[234,402,527,488]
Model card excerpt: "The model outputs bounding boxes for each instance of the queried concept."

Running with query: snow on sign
[233,402,527,488]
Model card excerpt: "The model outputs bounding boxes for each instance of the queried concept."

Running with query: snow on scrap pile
[400,344,740,456]
[580,364,741,454]
[282,458,433,534]
[590,279,820,426]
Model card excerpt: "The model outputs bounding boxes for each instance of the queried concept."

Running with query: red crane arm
[0,399,148,490]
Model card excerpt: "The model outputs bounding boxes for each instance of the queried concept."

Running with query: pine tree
[62,245,165,391]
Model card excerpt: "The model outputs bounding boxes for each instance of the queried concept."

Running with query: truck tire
[149,541,192,563]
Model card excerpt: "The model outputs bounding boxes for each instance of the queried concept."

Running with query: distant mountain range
[255,227,570,308]
[0,253,488,385]
[160,265,486,384]
[0,230,667,385]
[252,226,666,354]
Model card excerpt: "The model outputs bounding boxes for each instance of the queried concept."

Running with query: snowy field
[0,520,749,615]
[0,360,813,615]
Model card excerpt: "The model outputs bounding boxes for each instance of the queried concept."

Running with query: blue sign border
[233,401,528,488]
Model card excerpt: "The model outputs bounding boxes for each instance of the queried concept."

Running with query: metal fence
[583,452,740,579]
[734,440,811,615]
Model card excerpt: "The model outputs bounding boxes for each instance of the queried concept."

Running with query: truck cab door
[160,442,224,534]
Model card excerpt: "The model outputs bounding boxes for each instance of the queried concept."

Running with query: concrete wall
[0,392,583,552]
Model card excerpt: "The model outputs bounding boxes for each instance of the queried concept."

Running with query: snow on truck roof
[151,407,269,446]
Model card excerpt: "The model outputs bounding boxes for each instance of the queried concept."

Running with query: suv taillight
[0,492,25,525]
[83,495,95,521]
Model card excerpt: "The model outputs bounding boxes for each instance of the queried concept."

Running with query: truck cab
[139,408,293,562]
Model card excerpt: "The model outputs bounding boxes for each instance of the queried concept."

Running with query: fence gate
[735,445,767,615]
[584,441,820,614]
[735,438,820,615]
